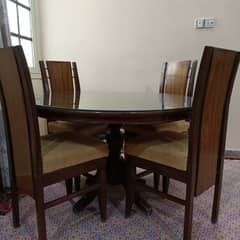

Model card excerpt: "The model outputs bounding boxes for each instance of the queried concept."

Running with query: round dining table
[36,91,192,214]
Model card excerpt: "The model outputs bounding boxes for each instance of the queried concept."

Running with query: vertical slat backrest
[188,47,240,193]
[47,61,73,94]
[187,60,198,97]
[72,62,81,94]
[51,92,75,109]
[39,60,80,104]
[39,61,50,95]
[46,61,75,94]
[0,46,42,196]
[159,62,167,93]
[160,60,191,96]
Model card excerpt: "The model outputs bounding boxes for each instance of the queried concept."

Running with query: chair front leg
[35,190,47,240]
[12,188,20,228]
[125,158,136,218]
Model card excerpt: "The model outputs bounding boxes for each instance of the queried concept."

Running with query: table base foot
[73,191,97,214]
[135,193,153,216]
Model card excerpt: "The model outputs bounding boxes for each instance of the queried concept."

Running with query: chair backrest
[160,60,192,96]
[0,46,42,196]
[188,46,240,192]
[187,60,198,97]
[39,60,80,96]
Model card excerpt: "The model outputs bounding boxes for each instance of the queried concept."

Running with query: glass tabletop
[35,91,192,113]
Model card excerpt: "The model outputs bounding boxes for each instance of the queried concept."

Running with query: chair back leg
[153,172,160,190]
[184,183,195,240]
[65,178,73,195]
[162,176,170,193]
[74,176,81,191]
[212,156,224,223]
[98,168,107,222]
[65,176,81,195]
[35,194,47,240]
[12,189,20,228]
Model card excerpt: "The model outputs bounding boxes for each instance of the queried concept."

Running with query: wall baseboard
[225,150,240,159]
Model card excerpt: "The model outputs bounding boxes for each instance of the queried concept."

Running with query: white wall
[38,0,240,149]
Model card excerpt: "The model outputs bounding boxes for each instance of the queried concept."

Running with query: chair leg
[12,189,20,228]
[46,120,50,134]
[125,159,136,218]
[98,168,107,222]
[212,157,224,223]
[66,176,81,195]
[183,183,195,240]
[153,173,160,190]
[162,176,170,194]
[65,178,73,195]
[74,176,81,192]
[35,192,47,240]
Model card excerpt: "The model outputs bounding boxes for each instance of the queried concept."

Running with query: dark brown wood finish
[72,62,81,94]
[159,60,191,95]
[155,60,197,191]
[36,69,193,214]
[36,87,192,193]
[187,60,198,97]
[47,61,73,94]
[39,61,50,95]
[125,46,240,240]
[37,107,191,125]
[159,62,167,93]
[0,46,107,240]
[159,60,198,98]
[39,60,82,194]
[39,60,80,109]
[194,50,239,195]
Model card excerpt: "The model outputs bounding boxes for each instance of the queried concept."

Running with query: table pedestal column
[106,124,126,184]
[73,124,152,216]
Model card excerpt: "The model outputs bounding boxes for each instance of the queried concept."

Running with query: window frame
[7,0,41,74]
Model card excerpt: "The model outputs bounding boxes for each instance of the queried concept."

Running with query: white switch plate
[195,18,205,29]
[204,18,216,28]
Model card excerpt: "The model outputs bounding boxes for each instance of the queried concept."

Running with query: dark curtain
[0,0,11,190]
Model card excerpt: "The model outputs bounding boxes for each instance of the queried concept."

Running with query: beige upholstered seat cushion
[48,121,108,136]
[154,120,189,133]
[126,131,188,171]
[124,121,189,140]
[41,133,108,173]
[48,121,79,134]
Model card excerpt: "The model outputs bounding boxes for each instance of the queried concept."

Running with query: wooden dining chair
[125,60,197,135]
[134,60,197,192]
[157,59,197,130]
[39,60,81,132]
[39,60,108,196]
[39,60,80,95]
[160,60,190,95]
[125,46,240,240]
[153,60,198,190]
[0,46,108,240]
[40,60,86,195]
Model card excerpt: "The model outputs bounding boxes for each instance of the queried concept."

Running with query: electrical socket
[195,18,205,29]
[195,17,216,29]
[204,18,216,28]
